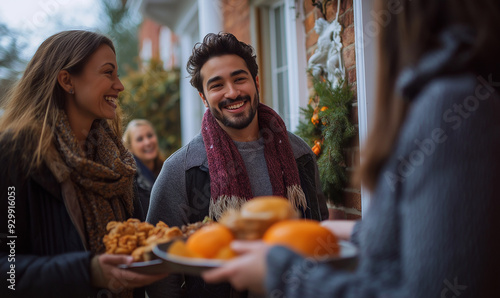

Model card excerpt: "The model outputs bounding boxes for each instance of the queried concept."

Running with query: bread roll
[219,196,298,240]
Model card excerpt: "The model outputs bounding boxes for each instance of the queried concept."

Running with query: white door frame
[250,0,308,131]
[353,0,377,216]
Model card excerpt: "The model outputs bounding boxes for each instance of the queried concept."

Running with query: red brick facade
[138,19,162,61]
[222,0,252,44]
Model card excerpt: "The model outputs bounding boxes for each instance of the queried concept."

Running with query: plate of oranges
[117,196,358,275]
[150,197,358,275]
[152,223,357,275]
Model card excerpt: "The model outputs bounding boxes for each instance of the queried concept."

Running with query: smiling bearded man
[210,93,258,130]
[145,32,328,298]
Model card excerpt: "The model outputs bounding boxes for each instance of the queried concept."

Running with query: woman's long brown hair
[0,30,121,173]
[356,0,500,191]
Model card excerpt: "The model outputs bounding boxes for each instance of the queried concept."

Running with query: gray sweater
[265,28,500,297]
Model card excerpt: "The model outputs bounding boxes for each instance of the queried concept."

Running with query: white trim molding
[285,0,308,131]
[353,0,377,216]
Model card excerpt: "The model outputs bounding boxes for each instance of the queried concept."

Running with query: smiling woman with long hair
[0,30,167,298]
[199,1,500,297]
[123,119,164,215]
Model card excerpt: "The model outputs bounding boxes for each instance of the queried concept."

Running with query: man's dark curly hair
[187,32,259,95]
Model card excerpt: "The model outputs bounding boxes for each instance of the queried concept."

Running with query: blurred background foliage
[119,60,182,158]
[0,0,182,157]
[0,23,26,106]
[100,0,140,77]
[101,0,182,158]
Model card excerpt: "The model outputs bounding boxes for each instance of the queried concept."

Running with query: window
[140,38,152,68]
[269,2,290,126]
[252,0,308,131]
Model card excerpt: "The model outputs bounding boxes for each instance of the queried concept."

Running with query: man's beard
[209,93,259,130]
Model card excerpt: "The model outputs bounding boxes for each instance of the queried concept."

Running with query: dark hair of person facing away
[186,32,259,95]
[0,30,118,173]
[356,0,500,190]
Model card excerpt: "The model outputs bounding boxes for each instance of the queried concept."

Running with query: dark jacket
[134,155,157,216]
[0,136,144,298]
[146,132,328,298]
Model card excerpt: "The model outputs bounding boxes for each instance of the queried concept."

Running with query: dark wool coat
[0,135,145,298]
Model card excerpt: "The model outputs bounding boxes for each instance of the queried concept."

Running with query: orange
[263,219,339,258]
[186,223,234,258]
[167,239,201,258]
[214,245,237,260]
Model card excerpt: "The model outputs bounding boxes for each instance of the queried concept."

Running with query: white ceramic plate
[150,240,358,275]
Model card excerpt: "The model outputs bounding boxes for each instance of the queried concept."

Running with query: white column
[354,0,377,215]
[197,0,223,38]
[180,34,203,145]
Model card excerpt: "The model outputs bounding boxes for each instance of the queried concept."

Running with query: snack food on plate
[103,218,182,262]
[181,216,213,237]
[167,197,340,261]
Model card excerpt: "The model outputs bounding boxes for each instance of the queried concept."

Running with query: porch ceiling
[140,0,195,31]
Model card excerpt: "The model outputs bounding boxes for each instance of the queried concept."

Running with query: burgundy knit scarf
[202,103,307,219]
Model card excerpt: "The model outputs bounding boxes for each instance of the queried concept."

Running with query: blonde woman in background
[123,119,164,215]
[0,30,167,298]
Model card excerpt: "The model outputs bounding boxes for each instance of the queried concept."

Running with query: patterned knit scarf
[52,113,136,255]
[202,103,307,219]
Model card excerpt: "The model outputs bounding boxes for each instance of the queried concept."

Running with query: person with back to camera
[201,0,500,297]
[123,119,164,215]
[146,32,329,297]
[0,30,168,298]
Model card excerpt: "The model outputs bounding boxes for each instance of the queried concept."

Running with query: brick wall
[138,19,180,70]
[138,19,162,61]
[304,0,361,220]
[222,0,251,45]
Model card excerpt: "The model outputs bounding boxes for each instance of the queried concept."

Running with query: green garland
[295,73,355,205]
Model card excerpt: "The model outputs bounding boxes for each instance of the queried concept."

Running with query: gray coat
[265,28,500,298]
